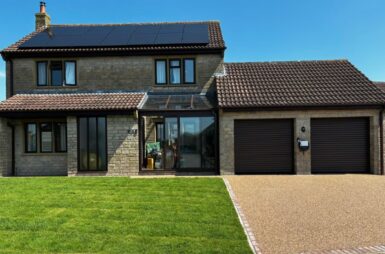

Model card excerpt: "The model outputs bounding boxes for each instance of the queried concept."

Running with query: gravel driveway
[226,175,385,254]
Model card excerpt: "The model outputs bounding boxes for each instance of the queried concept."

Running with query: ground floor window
[141,114,216,172]
[24,121,66,153]
[78,117,107,171]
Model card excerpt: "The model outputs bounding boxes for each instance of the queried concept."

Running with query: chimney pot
[40,1,46,13]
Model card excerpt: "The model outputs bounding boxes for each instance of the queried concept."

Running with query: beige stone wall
[0,118,12,176]
[67,116,78,176]
[13,119,67,176]
[10,54,223,95]
[107,115,139,176]
[220,109,382,175]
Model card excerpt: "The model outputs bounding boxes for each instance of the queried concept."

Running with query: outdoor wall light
[301,126,306,132]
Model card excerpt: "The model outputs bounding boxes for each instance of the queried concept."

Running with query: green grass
[0,177,251,254]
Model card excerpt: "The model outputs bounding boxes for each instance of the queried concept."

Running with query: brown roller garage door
[311,117,370,174]
[234,119,294,174]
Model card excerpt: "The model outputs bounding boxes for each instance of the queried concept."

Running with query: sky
[0,0,385,100]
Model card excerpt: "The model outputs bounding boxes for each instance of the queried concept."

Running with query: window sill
[22,153,67,156]
[153,84,197,87]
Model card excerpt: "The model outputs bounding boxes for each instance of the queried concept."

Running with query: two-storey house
[1,2,385,176]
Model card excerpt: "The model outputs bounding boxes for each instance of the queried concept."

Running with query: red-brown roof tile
[0,93,145,112]
[374,82,385,93]
[216,60,385,109]
[1,21,225,58]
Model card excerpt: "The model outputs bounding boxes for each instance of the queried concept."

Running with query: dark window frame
[24,123,38,153]
[77,116,108,172]
[50,61,64,87]
[183,58,196,84]
[54,122,68,153]
[39,122,53,153]
[169,59,181,85]
[64,60,77,86]
[36,61,48,86]
[155,59,167,85]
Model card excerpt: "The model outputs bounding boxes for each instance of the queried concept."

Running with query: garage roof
[216,60,385,109]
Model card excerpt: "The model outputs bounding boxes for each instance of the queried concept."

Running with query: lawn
[0,177,251,254]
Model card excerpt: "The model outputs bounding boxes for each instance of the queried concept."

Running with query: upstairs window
[37,62,48,86]
[155,60,167,85]
[184,59,195,84]
[169,60,181,84]
[64,61,76,86]
[51,61,63,86]
[39,60,76,87]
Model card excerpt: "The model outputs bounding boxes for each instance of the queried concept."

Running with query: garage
[234,119,294,174]
[311,117,370,174]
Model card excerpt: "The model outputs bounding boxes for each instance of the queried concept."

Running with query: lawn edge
[222,177,261,254]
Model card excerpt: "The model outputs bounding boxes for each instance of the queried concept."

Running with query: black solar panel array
[19,23,209,48]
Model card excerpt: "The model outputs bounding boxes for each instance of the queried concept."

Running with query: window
[64,61,76,86]
[54,123,67,152]
[25,123,37,153]
[169,60,181,84]
[51,61,63,86]
[78,117,107,171]
[183,59,195,84]
[155,60,167,85]
[156,123,164,142]
[24,122,67,153]
[40,123,53,153]
[37,62,48,86]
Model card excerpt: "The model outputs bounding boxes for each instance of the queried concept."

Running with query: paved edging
[300,245,385,254]
[223,178,262,254]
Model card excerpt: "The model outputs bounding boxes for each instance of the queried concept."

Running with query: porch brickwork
[106,115,139,176]
[0,117,12,176]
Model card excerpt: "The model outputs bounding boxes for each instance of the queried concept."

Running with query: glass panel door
[164,118,178,169]
[180,117,201,168]
[78,117,107,171]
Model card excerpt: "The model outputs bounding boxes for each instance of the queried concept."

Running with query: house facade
[0,2,384,176]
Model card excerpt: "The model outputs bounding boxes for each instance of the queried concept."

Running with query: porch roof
[0,92,145,113]
[140,94,216,111]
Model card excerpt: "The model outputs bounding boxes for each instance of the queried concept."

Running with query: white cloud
[0,71,5,78]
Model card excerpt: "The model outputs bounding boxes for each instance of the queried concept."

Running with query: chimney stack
[35,1,51,30]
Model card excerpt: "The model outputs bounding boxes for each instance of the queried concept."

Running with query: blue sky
[1,0,385,99]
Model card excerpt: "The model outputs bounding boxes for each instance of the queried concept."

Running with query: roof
[374,82,385,93]
[216,60,385,109]
[141,94,215,111]
[1,21,225,58]
[0,93,145,113]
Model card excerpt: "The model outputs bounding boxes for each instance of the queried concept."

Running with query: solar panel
[155,33,183,44]
[19,23,210,48]
[128,33,157,45]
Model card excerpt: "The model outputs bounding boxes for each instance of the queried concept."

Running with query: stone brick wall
[67,116,78,176]
[0,118,12,176]
[10,54,223,95]
[220,109,382,175]
[107,115,139,176]
[13,119,67,176]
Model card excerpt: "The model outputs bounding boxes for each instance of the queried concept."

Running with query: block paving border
[300,245,385,254]
[223,178,261,254]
